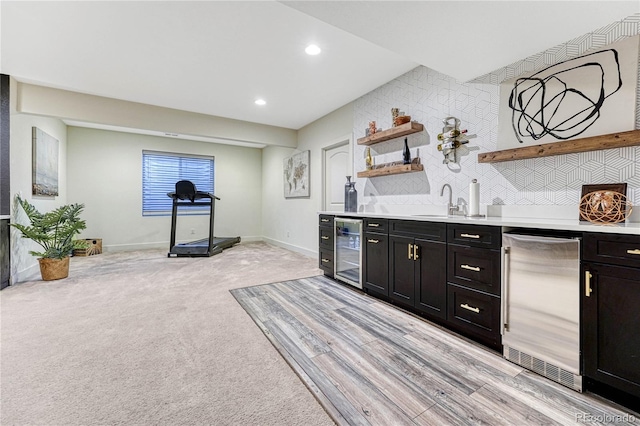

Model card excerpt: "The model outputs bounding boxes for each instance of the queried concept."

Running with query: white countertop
[320,211,640,236]
[0,215,9,220]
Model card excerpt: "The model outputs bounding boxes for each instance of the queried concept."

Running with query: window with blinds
[142,150,215,216]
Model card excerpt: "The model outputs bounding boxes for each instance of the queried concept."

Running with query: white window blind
[142,150,214,216]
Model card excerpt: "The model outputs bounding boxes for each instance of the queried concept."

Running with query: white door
[323,142,350,212]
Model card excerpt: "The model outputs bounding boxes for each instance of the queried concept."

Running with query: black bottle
[403,137,411,164]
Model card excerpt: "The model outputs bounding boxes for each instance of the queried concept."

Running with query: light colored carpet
[1,242,336,426]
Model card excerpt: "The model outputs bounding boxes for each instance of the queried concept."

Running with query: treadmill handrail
[167,191,221,201]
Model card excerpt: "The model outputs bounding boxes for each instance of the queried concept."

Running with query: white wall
[9,112,68,282]
[67,127,262,251]
[262,103,353,256]
[352,16,640,218]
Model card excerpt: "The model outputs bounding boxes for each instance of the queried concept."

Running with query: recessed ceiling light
[305,44,321,55]
[255,99,266,106]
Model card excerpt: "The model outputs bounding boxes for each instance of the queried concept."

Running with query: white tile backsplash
[353,14,640,216]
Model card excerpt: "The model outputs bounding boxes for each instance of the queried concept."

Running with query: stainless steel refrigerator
[502,233,582,391]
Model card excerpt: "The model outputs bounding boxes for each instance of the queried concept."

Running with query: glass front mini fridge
[334,217,362,289]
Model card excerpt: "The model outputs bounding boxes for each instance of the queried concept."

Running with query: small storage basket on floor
[73,239,103,256]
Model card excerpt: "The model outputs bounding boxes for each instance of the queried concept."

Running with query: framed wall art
[32,127,59,196]
[498,35,639,150]
[284,150,309,198]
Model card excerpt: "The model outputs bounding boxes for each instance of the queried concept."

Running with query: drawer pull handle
[461,264,481,272]
[321,218,330,222]
[627,249,640,255]
[321,258,330,263]
[321,236,330,240]
[368,223,380,227]
[368,239,379,244]
[585,271,593,297]
[460,303,480,313]
[460,233,480,239]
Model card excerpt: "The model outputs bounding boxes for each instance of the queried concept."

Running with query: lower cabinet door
[583,262,640,398]
[319,248,334,277]
[364,232,389,296]
[447,283,501,349]
[389,235,415,306]
[415,238,447,320]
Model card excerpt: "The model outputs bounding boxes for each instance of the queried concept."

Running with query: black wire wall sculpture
[508,49,622,143]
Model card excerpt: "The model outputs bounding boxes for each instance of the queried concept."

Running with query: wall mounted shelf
[357,121,424,146]
[357,163,423,178]
[478,129,640,163]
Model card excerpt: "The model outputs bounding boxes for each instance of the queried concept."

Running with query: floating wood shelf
[478,129,640,163]
[357,121,424,146]
[357,163,424,178]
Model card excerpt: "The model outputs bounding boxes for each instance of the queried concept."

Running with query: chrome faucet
[440,183,459,216]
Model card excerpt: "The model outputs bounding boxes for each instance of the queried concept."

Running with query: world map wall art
[283,150,309,198]
[498,35,639,149]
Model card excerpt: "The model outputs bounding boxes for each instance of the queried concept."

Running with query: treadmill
[167,180,240,257]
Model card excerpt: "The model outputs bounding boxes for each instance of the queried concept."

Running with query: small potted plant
[11,195,88,281]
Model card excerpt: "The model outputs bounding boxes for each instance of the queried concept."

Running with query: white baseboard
[103,235,264,252]
[12,263,40,284]
[262,237,316,259]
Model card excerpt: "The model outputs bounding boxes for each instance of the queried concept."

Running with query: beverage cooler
[334,218,362,289]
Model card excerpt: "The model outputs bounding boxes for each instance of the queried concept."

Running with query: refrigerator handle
[501,246,509,334]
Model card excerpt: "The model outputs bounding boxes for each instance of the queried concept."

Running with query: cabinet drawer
[389,220,446,242]
[448,245,500,296]
[319,226,334,249]
[448,284,500,341]
[447,224,501,249]
[319,248,334,276]
[364,218,388,233]
[319,214,334,227]
[583,233,640,268]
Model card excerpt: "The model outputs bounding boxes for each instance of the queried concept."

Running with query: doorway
[322,136,351,212]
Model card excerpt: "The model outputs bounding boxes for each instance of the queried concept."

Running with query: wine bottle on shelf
[403,137,411,165]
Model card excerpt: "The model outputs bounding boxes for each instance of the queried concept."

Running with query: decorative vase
[365,147,373,170]
[344,176,357,213]
[38,257,70,281]
[403,137,411,164]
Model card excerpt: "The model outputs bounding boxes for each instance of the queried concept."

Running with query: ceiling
[1,1,638,131]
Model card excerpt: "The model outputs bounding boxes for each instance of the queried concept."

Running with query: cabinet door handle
[321,236,329,240]
[321,218,330,222]
[627,249,640,255]
[408,244,414,260]
[321,258,330,263]
[368,223,380,227]
[368,239,379,244]
[460,303,480,314]
[413,244,419,260]
[585,271,593,297]
[460,233,480,239]
[461,264,481,272]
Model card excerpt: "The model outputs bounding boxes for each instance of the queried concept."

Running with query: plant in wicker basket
[11,196,88,280]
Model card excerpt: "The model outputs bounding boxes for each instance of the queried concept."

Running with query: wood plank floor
[231,276,639,426]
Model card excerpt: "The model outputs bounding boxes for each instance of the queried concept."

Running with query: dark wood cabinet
[318,215,335,278]
[582,233,640,400]
[363,231,389,296]
[388,220,447,320]
[446,224,501,350]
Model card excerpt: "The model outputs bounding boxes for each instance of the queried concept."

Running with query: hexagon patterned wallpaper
[353,14,640,215]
